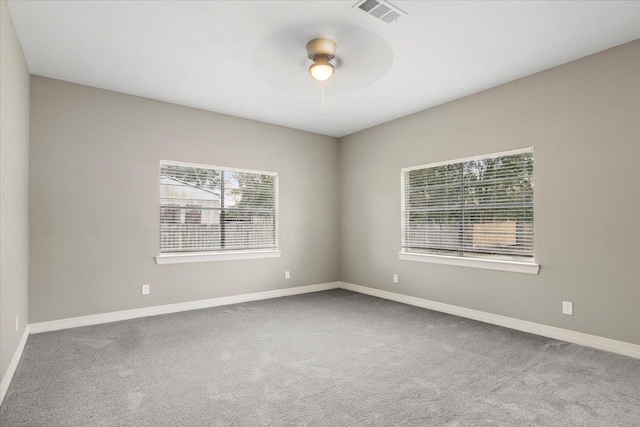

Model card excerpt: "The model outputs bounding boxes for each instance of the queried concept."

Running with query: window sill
[398,252,539,275]
[156,249,281,265]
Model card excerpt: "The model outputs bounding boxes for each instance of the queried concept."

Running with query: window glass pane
[403,150,534,261]
[160,162,277,253]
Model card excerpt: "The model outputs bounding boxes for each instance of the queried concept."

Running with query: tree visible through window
[160,161,277,253]
[401,148,534,261]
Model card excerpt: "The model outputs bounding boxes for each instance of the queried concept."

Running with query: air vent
[354,0,406,24]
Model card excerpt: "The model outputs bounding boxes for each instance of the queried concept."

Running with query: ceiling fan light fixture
[309,58,334,81]
[306,38,337,81]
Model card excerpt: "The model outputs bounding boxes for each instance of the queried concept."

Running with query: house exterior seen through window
[160,161,278,254]
[401,148,534,262]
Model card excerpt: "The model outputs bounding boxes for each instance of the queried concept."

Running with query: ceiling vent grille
[354,0,406,24]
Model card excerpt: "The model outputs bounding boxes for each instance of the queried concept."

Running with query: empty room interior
[1,0,640,425]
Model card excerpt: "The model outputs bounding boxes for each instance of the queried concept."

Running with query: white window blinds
[160,161,277,254]
[402,148,534,261]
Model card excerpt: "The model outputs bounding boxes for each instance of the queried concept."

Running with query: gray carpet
[1,289,639,426]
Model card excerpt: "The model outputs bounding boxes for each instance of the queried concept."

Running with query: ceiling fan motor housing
[306,38,337,61]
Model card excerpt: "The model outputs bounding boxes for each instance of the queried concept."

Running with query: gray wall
[339,40,640,345]
[29,76,339,323]
[0,0,30,384]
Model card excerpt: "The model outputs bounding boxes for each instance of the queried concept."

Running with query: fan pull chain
[321,81,324,116]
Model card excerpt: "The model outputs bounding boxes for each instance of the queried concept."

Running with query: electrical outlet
[142,284,150,295]
[562,301,573,315]
[285,271,290,280]
[393,274,398,283]
[16,314,19,332]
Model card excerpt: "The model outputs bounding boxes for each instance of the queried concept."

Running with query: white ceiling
[8,0,640,137]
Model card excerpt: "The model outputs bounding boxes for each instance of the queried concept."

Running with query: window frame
[399,148,539,274]
[155,160,280,265]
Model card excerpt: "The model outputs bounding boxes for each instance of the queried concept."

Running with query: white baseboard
[0,326,30,406]
[339,282,640,360]
[29,282,340,334]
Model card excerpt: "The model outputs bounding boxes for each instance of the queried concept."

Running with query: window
[400,148,538,274]
[156,161,279,264]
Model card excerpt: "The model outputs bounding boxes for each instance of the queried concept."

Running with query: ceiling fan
[306,38,337,82]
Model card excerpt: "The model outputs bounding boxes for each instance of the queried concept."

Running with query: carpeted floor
[1,289,639,426]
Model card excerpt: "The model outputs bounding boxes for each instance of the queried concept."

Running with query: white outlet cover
[142,284,150,295]
[393,274,398,283]
[562,301,573,315]
[285,271,290,280]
